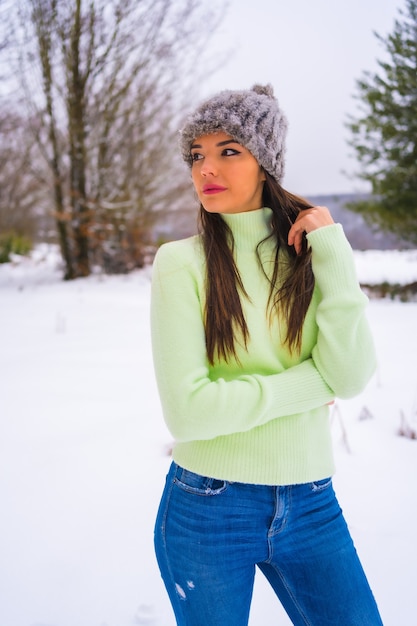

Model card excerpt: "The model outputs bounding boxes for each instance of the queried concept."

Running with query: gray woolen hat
[179,84,288,183]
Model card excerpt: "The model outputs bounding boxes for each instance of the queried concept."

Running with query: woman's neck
[220,207,273,252]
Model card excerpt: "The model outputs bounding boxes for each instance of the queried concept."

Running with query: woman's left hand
[288,206,334,255]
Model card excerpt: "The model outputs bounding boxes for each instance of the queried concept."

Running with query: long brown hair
[200,172,315,365]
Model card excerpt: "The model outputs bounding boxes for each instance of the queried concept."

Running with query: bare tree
[12,0,225,278]
[0,110,47,242]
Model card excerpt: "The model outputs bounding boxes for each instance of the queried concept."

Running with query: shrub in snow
[0,231,32,263]
[398,411,417,440]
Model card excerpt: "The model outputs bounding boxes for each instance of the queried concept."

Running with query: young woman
[151,84,383,625]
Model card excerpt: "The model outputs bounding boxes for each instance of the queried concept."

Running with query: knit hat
[180,84,288,183]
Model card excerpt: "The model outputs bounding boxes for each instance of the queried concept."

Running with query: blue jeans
[154,462,383,625]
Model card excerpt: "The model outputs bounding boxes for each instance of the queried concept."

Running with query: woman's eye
[222,148,240,157]
[191,152,203,162]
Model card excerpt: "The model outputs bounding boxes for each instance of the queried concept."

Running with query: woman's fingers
[288,206,335,254]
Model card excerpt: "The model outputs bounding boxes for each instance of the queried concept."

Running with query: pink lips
[202,184,227,195]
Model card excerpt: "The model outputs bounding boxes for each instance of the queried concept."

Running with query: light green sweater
[150,207,376,485]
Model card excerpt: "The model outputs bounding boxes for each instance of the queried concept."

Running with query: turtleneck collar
[220,207,274,252]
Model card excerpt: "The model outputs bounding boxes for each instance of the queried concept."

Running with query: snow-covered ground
[1,245,417,626]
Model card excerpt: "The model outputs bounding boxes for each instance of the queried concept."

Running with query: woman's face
[190,132,266,214]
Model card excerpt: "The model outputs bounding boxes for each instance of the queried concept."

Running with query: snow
[1,246,417,626]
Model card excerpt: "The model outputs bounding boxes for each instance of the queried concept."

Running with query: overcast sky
[200,0,403,196]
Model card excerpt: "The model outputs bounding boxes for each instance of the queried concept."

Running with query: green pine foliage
[346,0,417,245]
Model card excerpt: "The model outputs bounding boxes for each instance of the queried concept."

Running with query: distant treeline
[154,193,413,251]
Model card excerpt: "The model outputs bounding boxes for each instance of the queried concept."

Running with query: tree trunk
[67,0,90,277]
[33,0,75,278]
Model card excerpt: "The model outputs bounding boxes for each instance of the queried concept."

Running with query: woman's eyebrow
[190,139,240,149]
[216,139,239,147]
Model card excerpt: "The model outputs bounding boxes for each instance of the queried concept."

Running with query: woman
[151,84,383,625]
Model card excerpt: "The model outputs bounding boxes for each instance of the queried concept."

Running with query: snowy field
[1,245,417,626]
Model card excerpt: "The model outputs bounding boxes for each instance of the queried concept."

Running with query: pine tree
[346,0,417,245]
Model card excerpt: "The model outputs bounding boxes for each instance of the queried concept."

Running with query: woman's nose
[200,158,217,177]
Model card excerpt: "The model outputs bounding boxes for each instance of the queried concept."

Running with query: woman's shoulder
[153,235,204,273]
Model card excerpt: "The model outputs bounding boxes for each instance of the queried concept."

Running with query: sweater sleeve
[307,223,376,398]
[150,240,334,443]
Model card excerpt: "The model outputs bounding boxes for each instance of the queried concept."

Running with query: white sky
[201,0,403,196]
